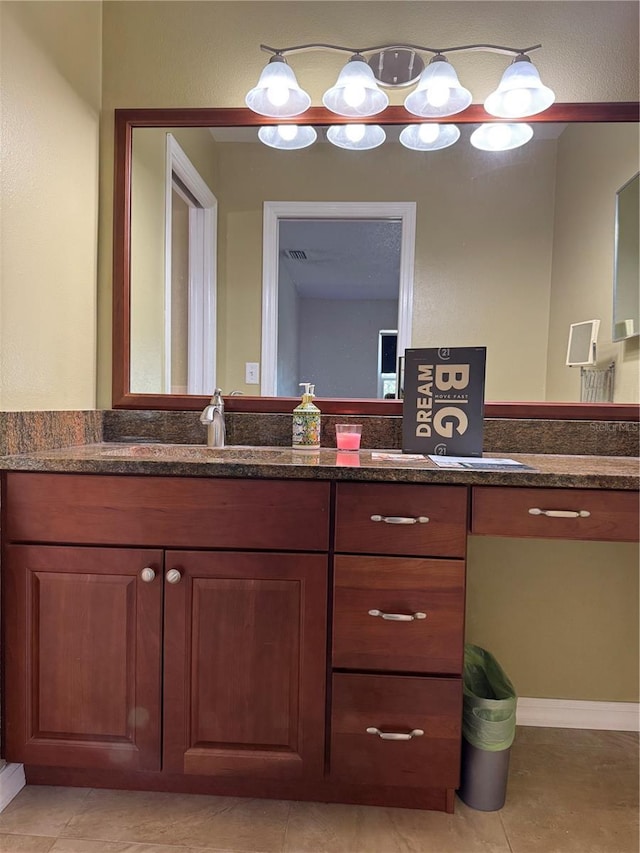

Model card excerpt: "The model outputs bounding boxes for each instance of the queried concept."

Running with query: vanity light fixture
[326,124,386,150]
[469,122,534,151]
[245,55,311,117]
[246,41,555,120]
[404,55,472,118]
[322,54,389,117]
[484,54,556,118]
[258,124,317,149]
[399,123,460,151]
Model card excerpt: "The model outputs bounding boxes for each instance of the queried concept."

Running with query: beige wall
[466,537,639,701]
[546,123,640,402]
[0,0,101,410]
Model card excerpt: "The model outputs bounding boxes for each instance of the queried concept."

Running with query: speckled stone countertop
[1,443,638,490]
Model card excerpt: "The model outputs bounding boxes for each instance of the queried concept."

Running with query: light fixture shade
[404,56,472,118]
[399,123,460,151]
[470,123,533,151]
[326,124,386,150]
[245,56,311,118]
[484,56,555,118]
[322,56,389,117]
[258,125,317,150]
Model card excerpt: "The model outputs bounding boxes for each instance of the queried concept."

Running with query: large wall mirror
[113,104,640,419]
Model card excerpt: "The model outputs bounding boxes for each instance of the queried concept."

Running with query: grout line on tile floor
[499,809,516,853]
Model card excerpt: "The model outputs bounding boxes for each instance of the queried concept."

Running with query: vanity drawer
[335,483,468,558]
[333,555,464,674]
[330,673,462,788]
[472,486,639,542]
[4,473,330,551]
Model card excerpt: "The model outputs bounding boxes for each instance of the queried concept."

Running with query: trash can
[458,644,517,811]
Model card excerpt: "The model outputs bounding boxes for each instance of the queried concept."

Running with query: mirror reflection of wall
[131,129,219,395]
[613,172,640,342]
[170,185,190,394]
[128,122,639,403]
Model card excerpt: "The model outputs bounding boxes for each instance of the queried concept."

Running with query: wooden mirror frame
[113,102,640,420]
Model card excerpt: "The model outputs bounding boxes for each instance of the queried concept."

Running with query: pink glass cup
[335,423,362,451]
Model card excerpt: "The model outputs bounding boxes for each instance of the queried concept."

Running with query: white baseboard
[0,763,25,812]
[517,698,639,731]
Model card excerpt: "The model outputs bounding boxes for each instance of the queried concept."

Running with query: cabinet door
[3,545,163,770]
[163,551,327,781]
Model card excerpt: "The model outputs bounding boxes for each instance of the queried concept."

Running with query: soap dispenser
[292,382,321,450]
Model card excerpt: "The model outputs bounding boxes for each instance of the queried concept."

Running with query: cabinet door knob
[166,569,182,585]
[528,508,591,518]
[366,727,424,741]
[368,609,427,622]
[140,567,156,583]
[370,515,429,525]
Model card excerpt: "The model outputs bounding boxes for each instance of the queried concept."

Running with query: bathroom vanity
[1,447,638,812]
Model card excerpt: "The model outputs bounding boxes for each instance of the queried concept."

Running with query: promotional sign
[402,347,487,456]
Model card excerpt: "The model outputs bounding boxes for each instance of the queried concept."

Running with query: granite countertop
[1,443,638,489]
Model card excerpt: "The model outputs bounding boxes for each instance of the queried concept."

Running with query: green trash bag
[462,644,517,752]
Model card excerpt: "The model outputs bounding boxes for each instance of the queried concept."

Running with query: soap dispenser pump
[292,382,321,450]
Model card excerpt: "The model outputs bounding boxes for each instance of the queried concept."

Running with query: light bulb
[426,83,450,108]
[418,124,440,144]
[502,88,533,116]
[487,124,512,149]
[267,83,289,107]
[277,125,297,141]
[345,124,365,143]
[343,83,367,108]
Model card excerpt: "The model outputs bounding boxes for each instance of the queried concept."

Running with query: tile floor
[0,729,637,853]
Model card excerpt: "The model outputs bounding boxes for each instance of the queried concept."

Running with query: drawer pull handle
[370,515,429,525]
[140,567,156,583]
[366,727,424,741]
[166,569,183,585]
[528,508,591,519]
[368,609,427,622]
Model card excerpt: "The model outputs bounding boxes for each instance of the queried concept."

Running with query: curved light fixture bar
[399,123,460,151]
[322,55,389,117]
[326,124,386,150]
[470,123,534,151]
[259,41,543,59]
[484,55,556,118]
[245,55,311,117]
[258,125,317,149]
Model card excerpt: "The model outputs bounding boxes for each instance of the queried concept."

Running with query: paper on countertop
[427,455,535,470]
[371,452,426,461]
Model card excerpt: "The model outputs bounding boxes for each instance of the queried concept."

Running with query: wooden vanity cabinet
[2,473,330,788]
[7,470,633,811]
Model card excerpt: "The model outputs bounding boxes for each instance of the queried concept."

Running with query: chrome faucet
[200,388,225,448]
